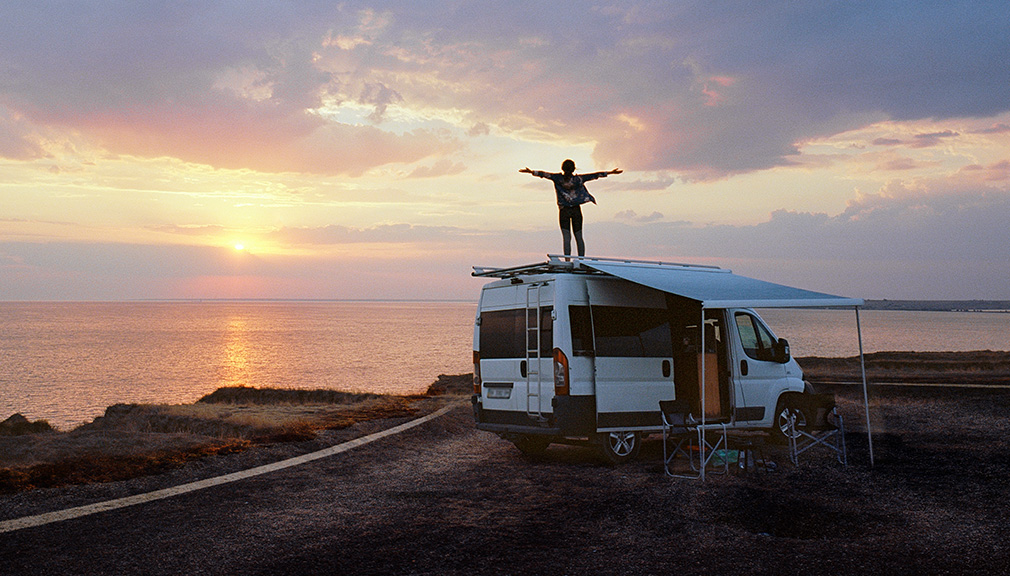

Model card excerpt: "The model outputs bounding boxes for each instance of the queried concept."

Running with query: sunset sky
[2,1,1009,301]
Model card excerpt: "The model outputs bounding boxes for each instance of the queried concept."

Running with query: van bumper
[471,394,595,437]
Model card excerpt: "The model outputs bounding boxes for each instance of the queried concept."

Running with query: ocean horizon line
[0,298,478,304]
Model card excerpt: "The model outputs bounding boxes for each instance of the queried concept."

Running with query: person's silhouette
[521,160,622,257]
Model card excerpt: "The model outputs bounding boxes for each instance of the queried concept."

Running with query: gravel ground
[2,388,1010,575]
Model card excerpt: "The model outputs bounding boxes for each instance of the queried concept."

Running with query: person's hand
[609,168,623,175]
[519,167,533,174]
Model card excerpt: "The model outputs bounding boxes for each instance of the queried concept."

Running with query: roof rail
[472,255,722,278]
[546,254,722,270]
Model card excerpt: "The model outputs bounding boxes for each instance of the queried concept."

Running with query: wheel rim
[608,431,636,456]
[777,406,805,439]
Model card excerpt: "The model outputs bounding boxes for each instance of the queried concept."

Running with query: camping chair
[787,393,847,466]
[660,399,728,480]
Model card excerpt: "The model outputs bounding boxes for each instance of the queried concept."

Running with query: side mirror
[774,338,791,363]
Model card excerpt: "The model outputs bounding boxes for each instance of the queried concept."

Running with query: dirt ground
[2,382,1010,575]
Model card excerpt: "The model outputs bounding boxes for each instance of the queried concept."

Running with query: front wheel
[771,396,807,444]
[597,431,641,464]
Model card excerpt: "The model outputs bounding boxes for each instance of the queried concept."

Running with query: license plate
[486,386,512,399]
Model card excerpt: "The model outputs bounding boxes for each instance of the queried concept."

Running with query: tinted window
[735,312,776,362]
[480,307,552,359]
[569,305,594,355]
[591,306,671,358]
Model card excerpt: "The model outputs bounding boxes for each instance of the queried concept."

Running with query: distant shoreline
[861,299,1010,312]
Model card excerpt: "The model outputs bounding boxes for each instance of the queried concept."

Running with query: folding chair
[660,399,728,479]
[787,393,847,466]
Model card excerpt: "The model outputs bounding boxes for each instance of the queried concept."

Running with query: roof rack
[472,255,722,278]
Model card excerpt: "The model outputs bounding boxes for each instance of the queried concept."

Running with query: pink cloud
[45,95,459,175]
[702,76,736,107]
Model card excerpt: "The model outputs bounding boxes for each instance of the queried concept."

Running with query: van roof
[473,255,863,309]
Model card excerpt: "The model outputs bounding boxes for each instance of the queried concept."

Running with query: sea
[2,301,1009,429]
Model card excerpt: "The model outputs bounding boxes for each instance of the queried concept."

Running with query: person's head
[561,159,575,175]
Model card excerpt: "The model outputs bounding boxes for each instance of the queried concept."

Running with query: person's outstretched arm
[580,168,623,182]
[520,167,553,178]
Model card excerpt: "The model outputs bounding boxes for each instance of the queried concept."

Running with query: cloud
[406,158,466,178]
[147,224,228,237]
[578,164,1010,298]
[615,210,664,223]
[0,3,457,174]
[974,123,1010,135]
[527,172,1010,298]
[70,96,460,175]
[3,2,1008,179]
[268,223,470,245]
[957,161,1010,183]
[360,82,404,123]
[872,138,903,147]
[911,130,960,148]
[467,122,491,137]
[0,106,49,160]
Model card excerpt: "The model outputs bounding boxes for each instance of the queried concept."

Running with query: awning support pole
[699,306,706,481]
[855,307,874,466]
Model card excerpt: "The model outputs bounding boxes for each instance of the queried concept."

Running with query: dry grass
[0,375,470,494]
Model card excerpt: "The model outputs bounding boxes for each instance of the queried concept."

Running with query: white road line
[0,403,460,534]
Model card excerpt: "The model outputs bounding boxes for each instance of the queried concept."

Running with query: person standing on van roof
[520,159,622,257]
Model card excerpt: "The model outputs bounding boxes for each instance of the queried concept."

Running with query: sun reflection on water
[220,316,252,388]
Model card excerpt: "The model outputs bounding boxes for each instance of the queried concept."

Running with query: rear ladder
[525,284,547,420]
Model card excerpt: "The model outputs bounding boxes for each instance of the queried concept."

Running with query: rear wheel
[512,435,551,456]
[771,395,807,444]
[597,431,641,464]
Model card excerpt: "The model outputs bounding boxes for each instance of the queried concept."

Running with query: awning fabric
[582,261,863,309]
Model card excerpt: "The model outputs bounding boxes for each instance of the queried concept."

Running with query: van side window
[529,306,553,357]
[735,312,776,362]
[480,308,553,359]
[592,306,671,358]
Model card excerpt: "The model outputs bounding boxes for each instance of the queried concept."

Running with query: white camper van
[471,256,862,463]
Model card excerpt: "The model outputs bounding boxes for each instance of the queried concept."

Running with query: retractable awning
[567,256,871,467]
[580,259,864,309]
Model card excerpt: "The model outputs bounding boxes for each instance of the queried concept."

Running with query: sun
[234,243,246,251]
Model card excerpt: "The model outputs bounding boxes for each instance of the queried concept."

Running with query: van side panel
[587,280,676,431]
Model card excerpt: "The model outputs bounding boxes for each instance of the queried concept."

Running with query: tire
[597,431,641,464]
[512,435,551,456]
[770,395,807,444]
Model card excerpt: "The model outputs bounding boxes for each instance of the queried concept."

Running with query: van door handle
[520,360,527,378]
[740,359,749,376]
[662,360,671,378]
